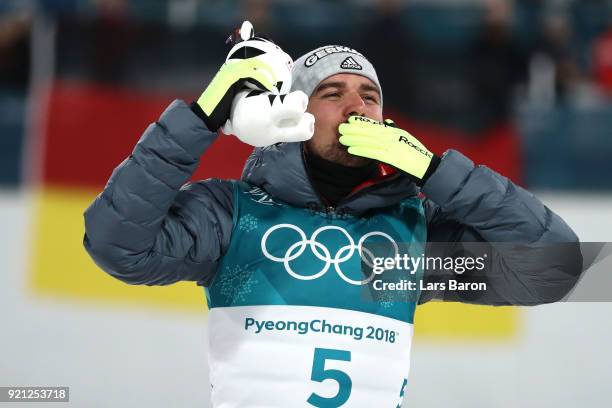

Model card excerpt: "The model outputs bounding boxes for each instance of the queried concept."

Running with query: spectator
[592,21,612,97]
[0,12,31,90]
[471,0,528,129]
[239,0,274,38]
[90,0,132,82]
[359,0,416,114]
[531,13,581,104]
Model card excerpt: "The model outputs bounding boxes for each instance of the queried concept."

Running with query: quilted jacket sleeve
[419,150,582,305]
[83,100,234,286]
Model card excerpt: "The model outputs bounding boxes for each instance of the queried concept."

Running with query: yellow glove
[193,58,277,131]
[338,116,440,186]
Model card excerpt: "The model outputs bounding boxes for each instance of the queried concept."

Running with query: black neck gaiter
[304,149,378,207]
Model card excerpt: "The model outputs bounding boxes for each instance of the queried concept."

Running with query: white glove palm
[222,89,314,147]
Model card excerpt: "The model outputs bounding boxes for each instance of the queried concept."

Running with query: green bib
[206,182,427,324]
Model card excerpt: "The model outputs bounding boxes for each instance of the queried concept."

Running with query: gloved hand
[222,89,314,146]
[192,58,277,131]
[338,116,441,186]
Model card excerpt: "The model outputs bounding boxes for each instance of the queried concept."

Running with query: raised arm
[337,116,582,305]
[420,150,582,305]
[83,56,279,286]
[83,100,233,286]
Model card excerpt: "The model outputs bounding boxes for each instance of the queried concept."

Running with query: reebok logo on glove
[398,136,434,158]
[351,116,383,125]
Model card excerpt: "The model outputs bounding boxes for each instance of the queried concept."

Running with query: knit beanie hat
[291,45,382,105]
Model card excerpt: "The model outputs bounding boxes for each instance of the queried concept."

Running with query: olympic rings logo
[260,223,399,285]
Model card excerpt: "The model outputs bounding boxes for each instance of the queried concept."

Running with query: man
[83,44,581,407]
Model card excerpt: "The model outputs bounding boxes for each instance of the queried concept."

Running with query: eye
[363,94,379,103]
[323,92,340,98]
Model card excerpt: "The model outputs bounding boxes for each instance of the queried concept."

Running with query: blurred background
[1,0,612,407]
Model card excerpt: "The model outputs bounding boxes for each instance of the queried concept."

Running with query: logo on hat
[340,57,362,70]
[304,46,364,67]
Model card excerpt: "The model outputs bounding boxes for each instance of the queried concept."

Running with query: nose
[342,91,366,119]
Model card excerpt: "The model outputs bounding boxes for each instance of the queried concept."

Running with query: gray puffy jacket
[83,100,582,305]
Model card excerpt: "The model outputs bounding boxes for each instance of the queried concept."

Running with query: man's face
[305,73,383,167]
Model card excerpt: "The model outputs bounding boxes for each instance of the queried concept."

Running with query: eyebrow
[359,83,381,97]
[314,81,381,98]
[314,81,346,95]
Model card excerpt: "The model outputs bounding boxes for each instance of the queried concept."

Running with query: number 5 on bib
[307,348,352,407]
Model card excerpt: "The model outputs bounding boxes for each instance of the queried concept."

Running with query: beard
[305,137,373,168]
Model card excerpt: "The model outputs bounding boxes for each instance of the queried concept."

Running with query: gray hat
[291,45,382,105]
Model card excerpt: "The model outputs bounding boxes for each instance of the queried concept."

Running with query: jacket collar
[241,142,418,216]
